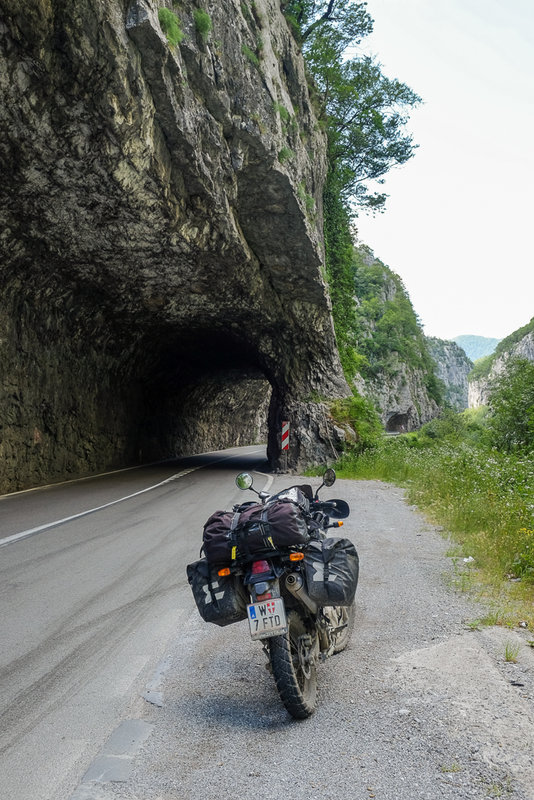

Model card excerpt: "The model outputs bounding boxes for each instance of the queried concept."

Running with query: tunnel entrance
[386,412,410,433]
[138,330,274,464]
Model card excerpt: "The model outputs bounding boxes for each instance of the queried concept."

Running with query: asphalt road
[2,451,534,800]
[0,445,268,800]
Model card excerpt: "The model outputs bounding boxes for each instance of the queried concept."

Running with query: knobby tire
[269,610,317,719]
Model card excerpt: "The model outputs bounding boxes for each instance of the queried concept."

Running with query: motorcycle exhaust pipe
[285,573,318,614]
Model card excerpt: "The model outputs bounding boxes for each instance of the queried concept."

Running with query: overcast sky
[351,0,534,341]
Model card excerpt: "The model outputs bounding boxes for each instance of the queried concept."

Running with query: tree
[487,359,534,452]
[284,0,420,210]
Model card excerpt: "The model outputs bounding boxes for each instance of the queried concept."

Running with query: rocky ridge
[426,337,472,410]
[469,325,534,408]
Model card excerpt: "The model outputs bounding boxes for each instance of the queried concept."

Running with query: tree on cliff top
[283,0,420,210]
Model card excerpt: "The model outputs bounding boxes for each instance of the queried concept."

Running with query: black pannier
[303,537,359,607]
[203,491,310,565]
[186,558,248,626]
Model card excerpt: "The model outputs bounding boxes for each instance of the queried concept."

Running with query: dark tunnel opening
[139,337,273,464]
[385,412,410,433]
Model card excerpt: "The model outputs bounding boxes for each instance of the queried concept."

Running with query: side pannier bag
[186,559,248,626]
[303,537,359,607]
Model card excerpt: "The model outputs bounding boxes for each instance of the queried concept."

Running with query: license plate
[247,597,287,640]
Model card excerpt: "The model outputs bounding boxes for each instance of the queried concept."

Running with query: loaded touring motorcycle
[187,469,359,719]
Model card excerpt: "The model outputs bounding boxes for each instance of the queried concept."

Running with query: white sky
[350,0,534,340]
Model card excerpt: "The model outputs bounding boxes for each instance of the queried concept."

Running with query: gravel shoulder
[71,478,534,800]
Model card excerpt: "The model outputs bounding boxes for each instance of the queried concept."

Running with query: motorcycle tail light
[218,567,231,576]
[289,552,304,561]
[251,560,270,574]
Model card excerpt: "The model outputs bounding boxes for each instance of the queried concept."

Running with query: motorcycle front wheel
[329,601,356,654]
[268,610,318,719]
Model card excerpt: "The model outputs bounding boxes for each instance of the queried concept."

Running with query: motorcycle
[187,468,358,719]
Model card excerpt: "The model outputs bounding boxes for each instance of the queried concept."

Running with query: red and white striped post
[281,420,289,471]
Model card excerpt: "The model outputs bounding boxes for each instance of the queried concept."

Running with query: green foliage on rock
[322,171,361,380]
[242,43,260,67]
[351,251,442,404]
[158,7,184,47]
[193,8,212,42]
[329,393,383,454]
[278,146,295,164]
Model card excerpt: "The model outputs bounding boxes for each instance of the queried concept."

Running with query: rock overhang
[0,0,348,491]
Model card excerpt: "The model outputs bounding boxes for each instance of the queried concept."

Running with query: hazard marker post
[281,421,289,472]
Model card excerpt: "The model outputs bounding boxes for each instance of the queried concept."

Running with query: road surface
[2,448,534,800]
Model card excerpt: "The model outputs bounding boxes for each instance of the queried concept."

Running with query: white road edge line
[0,447,268,549]
[0,467,200,548]
[254,470,274,493]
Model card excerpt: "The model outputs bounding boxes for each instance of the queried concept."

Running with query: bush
[487,359,534,452]
[193,8,212,42]
[329,394,383,454]
[278,146,295,164]
[158,7,184,47]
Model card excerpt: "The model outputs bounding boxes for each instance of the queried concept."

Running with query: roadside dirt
[72,478,534,800]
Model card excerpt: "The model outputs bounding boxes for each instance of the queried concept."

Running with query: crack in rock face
[0,0,349,490]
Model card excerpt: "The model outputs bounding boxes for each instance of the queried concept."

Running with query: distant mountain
[453,335,500,361]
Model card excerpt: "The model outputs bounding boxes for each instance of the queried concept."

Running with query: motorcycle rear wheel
[269,610,317,719]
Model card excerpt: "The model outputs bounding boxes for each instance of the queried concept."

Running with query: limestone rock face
[469,329,534,408]
[354,357,439,432]
[0,0,348,491]
[426,337,472,410]
[351,253,441,432]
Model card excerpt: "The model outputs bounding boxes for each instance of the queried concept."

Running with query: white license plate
[247,597,287,640]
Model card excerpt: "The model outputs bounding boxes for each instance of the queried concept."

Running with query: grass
[504,641,520,663]
[332,434,534,629]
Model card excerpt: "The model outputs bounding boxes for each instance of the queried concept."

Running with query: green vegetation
[273,101,291,123]
[330,358,534,626]
[242,43,260,67]
[351,251,442,402]
[284,0,420,210]
[158,7,184,47]
[193,8,212,42]
[283,2,424,395]
[504,641,520,663]
[278,146,295,164]
[487,359,534,452]
[329,394,383,454]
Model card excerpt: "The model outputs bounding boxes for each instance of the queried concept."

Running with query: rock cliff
[350,250,441,431]
[0,0,349,491]
[426,337,472,410]
[469,322,534,408]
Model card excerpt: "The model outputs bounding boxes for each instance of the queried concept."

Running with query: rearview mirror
[236,472,254,490]
[323,468,336,487]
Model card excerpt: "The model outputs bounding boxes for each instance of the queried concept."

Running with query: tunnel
[0,0,350,493]
[385,412,411,433]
